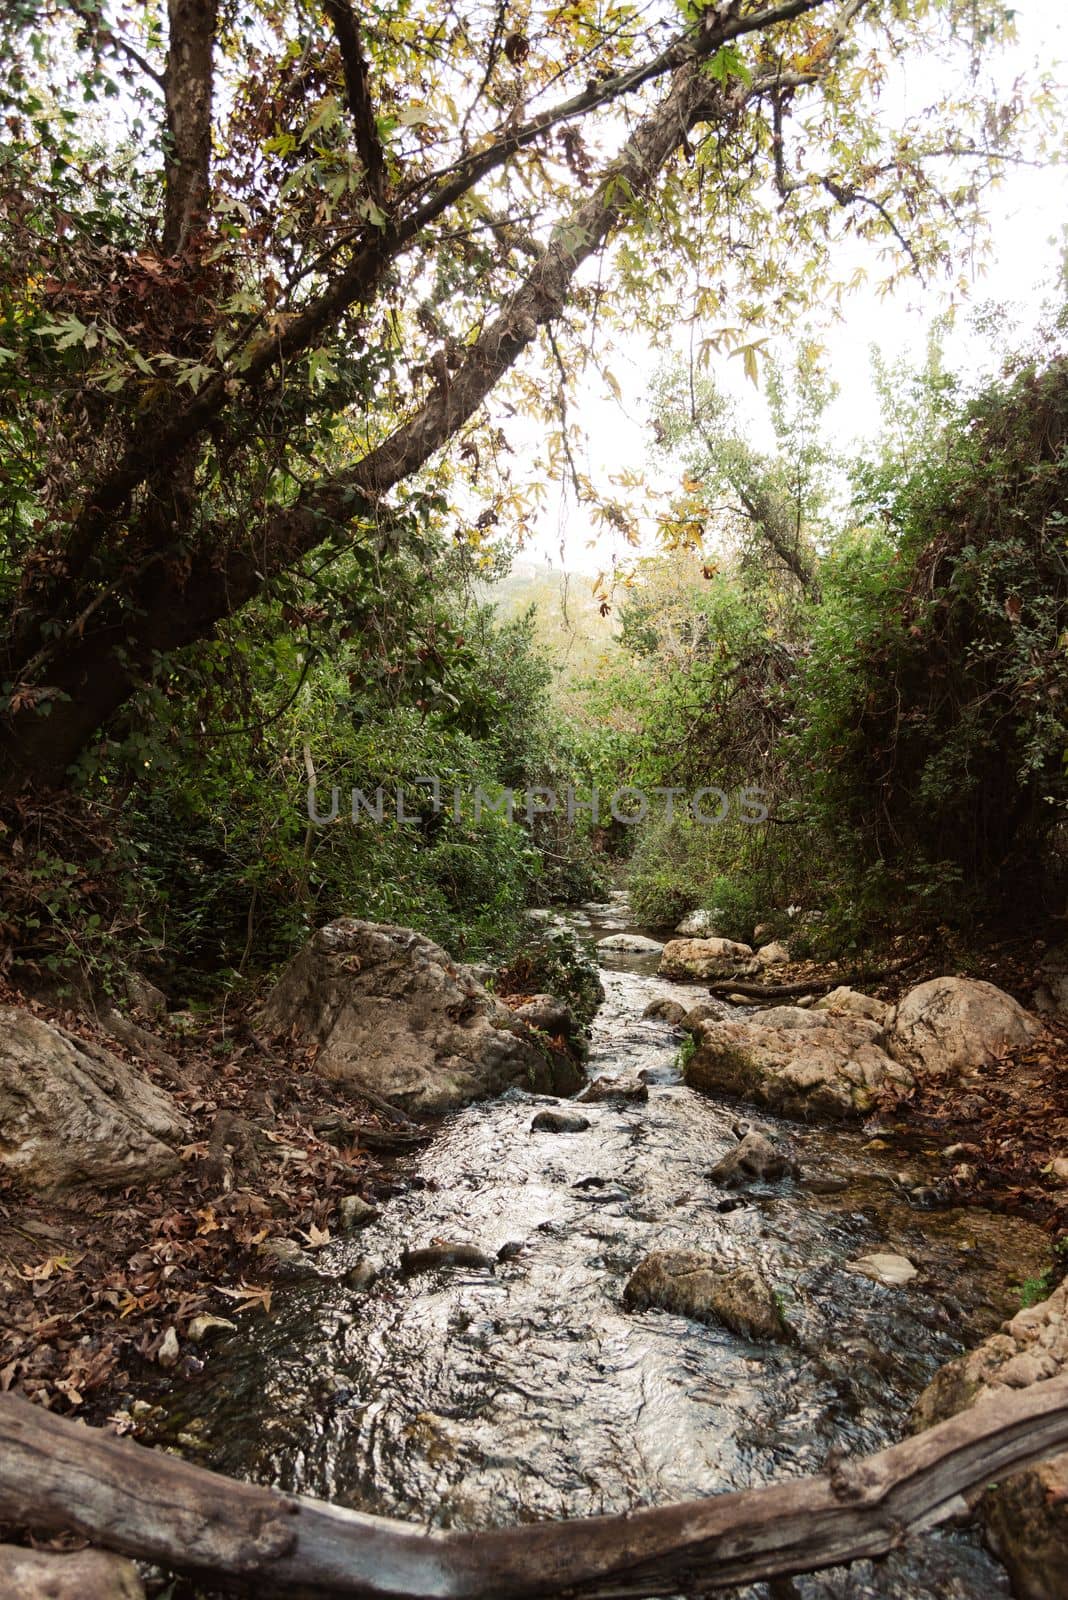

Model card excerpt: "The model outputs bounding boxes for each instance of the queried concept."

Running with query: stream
[164,893,1051,1598]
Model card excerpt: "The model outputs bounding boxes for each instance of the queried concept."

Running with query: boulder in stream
[577,1072,649,1104]
[259,919,584,1114]
[531,1108,591,1133]
[596,933,664,955]
[624,1250,791,1342]
[659,937,753,980]
[642,997,688,1026]
[0,1007,189,1191]
[913,1280,1068,1600]
[709,1128,798,1188]
[683,1012,912,1120]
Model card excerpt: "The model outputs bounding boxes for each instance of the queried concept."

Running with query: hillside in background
[475,560,621,698]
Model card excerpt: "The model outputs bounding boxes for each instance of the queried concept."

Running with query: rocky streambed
[154,895,1058,1599]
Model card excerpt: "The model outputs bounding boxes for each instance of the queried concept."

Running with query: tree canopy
[0,0,1057,790]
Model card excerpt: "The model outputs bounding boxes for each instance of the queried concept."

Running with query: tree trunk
[2,1379,1068,1597]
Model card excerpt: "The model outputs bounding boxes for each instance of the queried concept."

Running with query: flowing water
[164,894,1051,1598]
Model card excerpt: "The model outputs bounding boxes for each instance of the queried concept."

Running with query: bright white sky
[523,0,1068,578]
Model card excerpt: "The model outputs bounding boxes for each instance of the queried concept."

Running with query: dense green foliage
[578,341,1068,945]
[2,541,606,995]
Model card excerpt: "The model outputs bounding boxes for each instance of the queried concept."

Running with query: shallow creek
[164,894,1051,1598]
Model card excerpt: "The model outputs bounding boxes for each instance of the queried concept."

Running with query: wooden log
[0,1543,145,1599]
[706,978,839,1000]
[2,1380,1068,1598]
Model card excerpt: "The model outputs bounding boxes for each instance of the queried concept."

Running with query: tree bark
[162,0,219,257]
[2,1378,1068,1597]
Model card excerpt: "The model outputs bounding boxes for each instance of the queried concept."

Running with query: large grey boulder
[0,1008,188,1192]
[683,1012,912,1119]
[624,1249,791,1342]
[260,919,584,1114]
[659,937,753,980]
[887,977,1043,1080]
[913,1282,1068,1600]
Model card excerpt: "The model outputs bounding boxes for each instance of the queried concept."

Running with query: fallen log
[2,1380,1068,1598]
[707,978,839,1000]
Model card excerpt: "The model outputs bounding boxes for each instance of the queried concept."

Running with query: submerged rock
[401,1243,495,1274]
[259,919,584,1115]
[624,1250,791,1342]
[709,1128,798,1188]
[342,1256,382,1291]
[659,937,753,980]
[847,1252,918,1288]
[683,1013,912,1120]
[0,1007,188,1191]
[577,1073,649,1104]
[887,977,1043,1080]
[642,997,688,1025]
[913,1281,1068,1600]
[531,1108,592,1133]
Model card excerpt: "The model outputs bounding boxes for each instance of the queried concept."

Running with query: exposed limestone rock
[813,986,889,1025]
[0,1545,144,1600]
[596,933,664,955]
[674,909,722,937]
[913,1281,1068,1600]
[683,1012,912,1120]
[887,976,1043,1080]
[624,1250,791,1341]
[260,919,584,1114]
[755,940,790,967]
[659,937,754,980]
[847,1252,917,1287]
[0,1007,188,1191]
